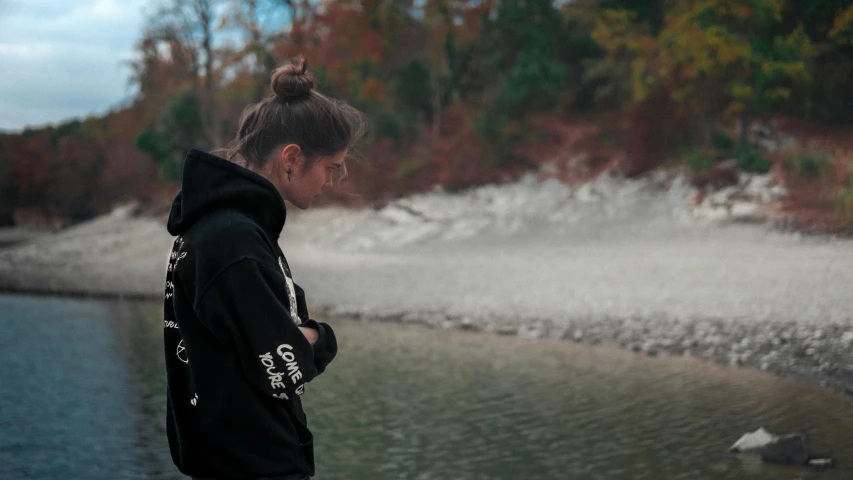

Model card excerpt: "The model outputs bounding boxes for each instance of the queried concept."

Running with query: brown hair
[223,58,367,181]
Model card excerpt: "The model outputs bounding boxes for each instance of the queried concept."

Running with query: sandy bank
[1,174,852,392]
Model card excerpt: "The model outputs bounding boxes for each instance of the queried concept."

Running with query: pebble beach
[2,171,852,392]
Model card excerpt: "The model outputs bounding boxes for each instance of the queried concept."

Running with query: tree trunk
[739,111,750,146]
[698,111,713,149]
[430,84,442,143]
[279,0,315,45]
[194,0,217,148]
[203,6,216,147]
[805,85,812,122]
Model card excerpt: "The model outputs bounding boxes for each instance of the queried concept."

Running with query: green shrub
[135,125,180,181]
[789,152,832,179]
[684,148,713,172]
[495,51,569,117]
[712,130,735,150]
[735,145,772,173]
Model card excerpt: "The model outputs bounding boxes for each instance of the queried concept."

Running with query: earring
[287,168,292,182]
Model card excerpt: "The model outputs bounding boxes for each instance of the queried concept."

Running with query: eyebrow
[330,163,343,168]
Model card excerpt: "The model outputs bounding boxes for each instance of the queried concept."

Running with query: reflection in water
[107,299,178,480]
[1,294,851,479]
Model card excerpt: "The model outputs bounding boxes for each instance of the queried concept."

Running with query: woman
[162,58,367,480]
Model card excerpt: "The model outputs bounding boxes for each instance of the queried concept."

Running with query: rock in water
[729,427,808,465]
[730,427,775,452]
[807,457,835,470]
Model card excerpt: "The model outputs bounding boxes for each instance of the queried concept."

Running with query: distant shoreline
[0,286,158,302]
[3,282,852,397]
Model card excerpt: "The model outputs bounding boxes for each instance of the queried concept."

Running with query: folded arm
[295,283,338,376]
[196,259,322,400]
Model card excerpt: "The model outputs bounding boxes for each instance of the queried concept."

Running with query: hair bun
[271,58,315,99]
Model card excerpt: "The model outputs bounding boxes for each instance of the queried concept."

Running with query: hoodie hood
[167,148,287,238]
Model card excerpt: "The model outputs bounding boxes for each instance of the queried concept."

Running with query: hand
[299,325,319,345]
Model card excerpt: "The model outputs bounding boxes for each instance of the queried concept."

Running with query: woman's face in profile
[285,149,348,209]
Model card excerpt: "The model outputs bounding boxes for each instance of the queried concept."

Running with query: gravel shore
[2,173,852,392]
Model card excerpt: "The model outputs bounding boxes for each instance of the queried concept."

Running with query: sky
[0,0,150,132]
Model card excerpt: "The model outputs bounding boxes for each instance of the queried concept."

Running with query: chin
[286,199,310,210]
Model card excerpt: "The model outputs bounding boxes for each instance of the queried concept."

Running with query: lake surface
[1,293,852,479]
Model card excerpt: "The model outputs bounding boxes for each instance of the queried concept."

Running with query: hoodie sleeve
[297,319,337,376]
[294,283,338,376]
[195,258,319,401]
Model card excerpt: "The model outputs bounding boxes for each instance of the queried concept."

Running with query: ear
[279,144,303,170]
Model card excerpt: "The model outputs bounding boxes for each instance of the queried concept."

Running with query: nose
[317,180,330,197]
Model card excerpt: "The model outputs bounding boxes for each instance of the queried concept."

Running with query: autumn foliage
[3,0,853,228]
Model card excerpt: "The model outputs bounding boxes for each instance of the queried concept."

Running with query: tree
[776,0,853,123]
[136,89,206,180]
[473,0,573,163]
[274,0,318,45]
[593,0,812,146]
[148,0,222,147]
[729,26,812,142]
[0,136,18,225]
[423,0,454,142]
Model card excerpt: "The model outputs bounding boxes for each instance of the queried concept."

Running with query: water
[1,294,852,479]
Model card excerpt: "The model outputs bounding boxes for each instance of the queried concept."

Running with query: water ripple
[2,296,852,480]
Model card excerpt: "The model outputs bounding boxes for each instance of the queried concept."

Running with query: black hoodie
[163,148,337,479]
